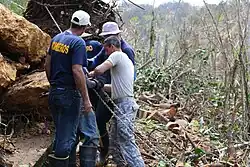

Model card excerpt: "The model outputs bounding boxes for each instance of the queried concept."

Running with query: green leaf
[184,162,192,167]
[217,13,224,22]
[157,160,167,167]
[194,148,206,155]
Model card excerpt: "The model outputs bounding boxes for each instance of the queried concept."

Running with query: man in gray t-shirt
[89,36,145,167]
[107,49,134,99]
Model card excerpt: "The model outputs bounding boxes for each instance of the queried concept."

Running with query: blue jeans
[69,104,99,166]
[78,111,99,145]
[110,97,145,167]
[49,87,81,158]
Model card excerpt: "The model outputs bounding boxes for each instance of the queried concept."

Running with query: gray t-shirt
[107,51,134,99]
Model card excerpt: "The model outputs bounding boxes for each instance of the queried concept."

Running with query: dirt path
[3,134,52,167]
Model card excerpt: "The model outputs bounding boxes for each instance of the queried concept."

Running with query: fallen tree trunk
[2,72,49,116]
[0,3,51,67]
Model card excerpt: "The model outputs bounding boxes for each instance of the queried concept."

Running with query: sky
[103,0,222,7]
[131,0,221,6]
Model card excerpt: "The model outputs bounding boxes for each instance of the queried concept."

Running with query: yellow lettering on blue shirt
[51,42,69,54]
[86,45,93,52]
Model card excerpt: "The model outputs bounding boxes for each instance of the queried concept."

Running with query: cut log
[2,72,49,115]
[0,4,51,66]
[0,54,17,94]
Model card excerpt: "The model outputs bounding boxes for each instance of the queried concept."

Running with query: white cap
[99,22,122,36]
[71,10,91,26]
[80,32,93,38]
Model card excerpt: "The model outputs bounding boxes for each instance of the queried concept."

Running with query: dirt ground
[1,122,53,167]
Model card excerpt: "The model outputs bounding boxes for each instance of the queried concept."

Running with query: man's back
[85,40,103,59]
[49,31,87,88]
[107,51,134,99]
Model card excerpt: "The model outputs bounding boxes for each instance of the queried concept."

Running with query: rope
[92,89,167,160]
[44,9,167,161]
[44,5,62,33]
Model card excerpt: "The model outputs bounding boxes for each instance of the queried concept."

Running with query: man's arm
[72,64,92,112]
[45,54,51,81]
[72,40,92,112]
[89,60,113,77]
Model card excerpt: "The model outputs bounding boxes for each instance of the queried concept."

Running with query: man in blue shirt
[45,10,97,167]
[88,22,136,166]
[80,32,103,59]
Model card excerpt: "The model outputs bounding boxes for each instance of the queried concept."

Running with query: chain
[92,89,167,160]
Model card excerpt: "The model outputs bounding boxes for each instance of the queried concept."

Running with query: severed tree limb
[219,142,250,153]
[137,58,156,70]
[141,151,158,160]
[126,0,145,10]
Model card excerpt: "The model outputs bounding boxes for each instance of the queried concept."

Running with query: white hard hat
[99,22,122,36]
[71,10,91,26]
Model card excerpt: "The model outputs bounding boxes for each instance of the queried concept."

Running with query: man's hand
[83,99,93,113]
[89,71,95,77]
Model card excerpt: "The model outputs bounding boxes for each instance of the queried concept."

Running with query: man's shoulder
[52,32,64,41]
[111,51,124,56]
[121,40,134,51]
[69,34,85,45]
[53,32,85,45]
[86,40,102,46]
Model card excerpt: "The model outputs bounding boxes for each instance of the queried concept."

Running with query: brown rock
[0,54,17,91]
[0,4,51,65]
[3,72,49,115]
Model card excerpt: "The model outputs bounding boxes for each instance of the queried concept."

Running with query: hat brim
[80,32,93,38]
[99,30,122,36]
[71,20,91,26]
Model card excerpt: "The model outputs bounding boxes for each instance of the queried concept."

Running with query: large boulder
[2,72,50,115]
[0,54,17,92]
[0,4,51,66]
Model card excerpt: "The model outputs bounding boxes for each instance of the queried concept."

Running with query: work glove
[86,78,104,90]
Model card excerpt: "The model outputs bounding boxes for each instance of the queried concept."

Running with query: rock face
[0,4,51,65]
[0,54,17,90]
[2,72,50,115]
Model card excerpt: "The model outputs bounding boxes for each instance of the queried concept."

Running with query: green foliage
[0,0,27,15]
[130,16,139,23]
[157,160,167,167]
[135,67,171,94]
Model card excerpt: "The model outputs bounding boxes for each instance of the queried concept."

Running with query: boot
[96,133,109,166]
[79,145,98,167]
[68,148,77,167]
[48,154,69,167]
[96,150,108,167]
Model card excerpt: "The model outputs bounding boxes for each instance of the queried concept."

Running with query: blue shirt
[48,31,87,88]
[85,40,103,59]
[89,39,136,84]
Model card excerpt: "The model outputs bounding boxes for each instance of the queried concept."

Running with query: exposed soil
[1,122,53,167]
